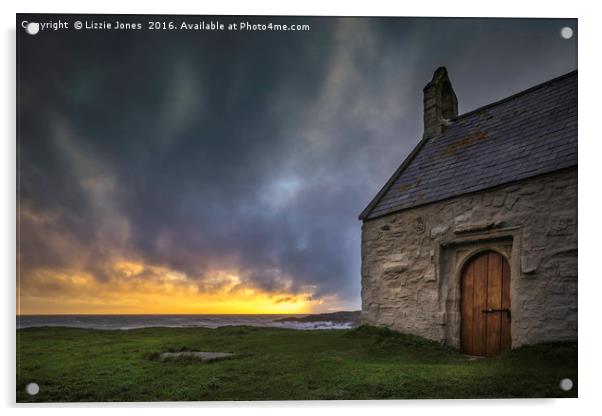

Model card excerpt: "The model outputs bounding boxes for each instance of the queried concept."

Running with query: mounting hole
[25,382,39,396]
[560,27,574,40]
[25,22,40,36]
[559,378,573,391]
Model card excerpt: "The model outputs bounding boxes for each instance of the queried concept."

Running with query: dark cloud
[17,15,577,308]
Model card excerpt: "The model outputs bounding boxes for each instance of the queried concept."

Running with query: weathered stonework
[361,168,577,348]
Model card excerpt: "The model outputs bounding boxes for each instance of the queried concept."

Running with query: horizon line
[16,311,359,316]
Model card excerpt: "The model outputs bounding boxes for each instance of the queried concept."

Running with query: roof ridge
[451,69,577,122]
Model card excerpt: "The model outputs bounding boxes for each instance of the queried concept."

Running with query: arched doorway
[461,250,511,356]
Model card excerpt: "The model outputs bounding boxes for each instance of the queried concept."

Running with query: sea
[16,314,355,331]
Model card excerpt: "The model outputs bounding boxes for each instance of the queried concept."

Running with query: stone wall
[361,168,577,348]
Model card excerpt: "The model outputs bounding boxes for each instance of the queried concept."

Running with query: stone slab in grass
[160,351,233,361]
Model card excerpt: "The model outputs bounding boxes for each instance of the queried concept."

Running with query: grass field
[16,325,577,402]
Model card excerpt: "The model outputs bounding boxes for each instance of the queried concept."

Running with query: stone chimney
[423,67,458,139]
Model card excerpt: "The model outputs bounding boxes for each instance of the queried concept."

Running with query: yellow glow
[112,260,145,277]
[17,260,319,315]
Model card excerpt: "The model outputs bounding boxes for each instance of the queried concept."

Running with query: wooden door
[461,251,511,356]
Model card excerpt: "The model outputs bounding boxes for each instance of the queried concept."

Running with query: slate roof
[360,70,577,221]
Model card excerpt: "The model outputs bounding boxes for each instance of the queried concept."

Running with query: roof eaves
[358,134,432,221]
[362,165,577,222]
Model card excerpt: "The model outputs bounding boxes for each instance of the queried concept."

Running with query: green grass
[16,325,577,402]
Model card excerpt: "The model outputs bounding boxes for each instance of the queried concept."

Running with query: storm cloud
[17,15,577,311]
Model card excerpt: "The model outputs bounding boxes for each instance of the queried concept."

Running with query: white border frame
[3,1,600,415]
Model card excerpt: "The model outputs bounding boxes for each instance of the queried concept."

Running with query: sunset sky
[17,15,576,314]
